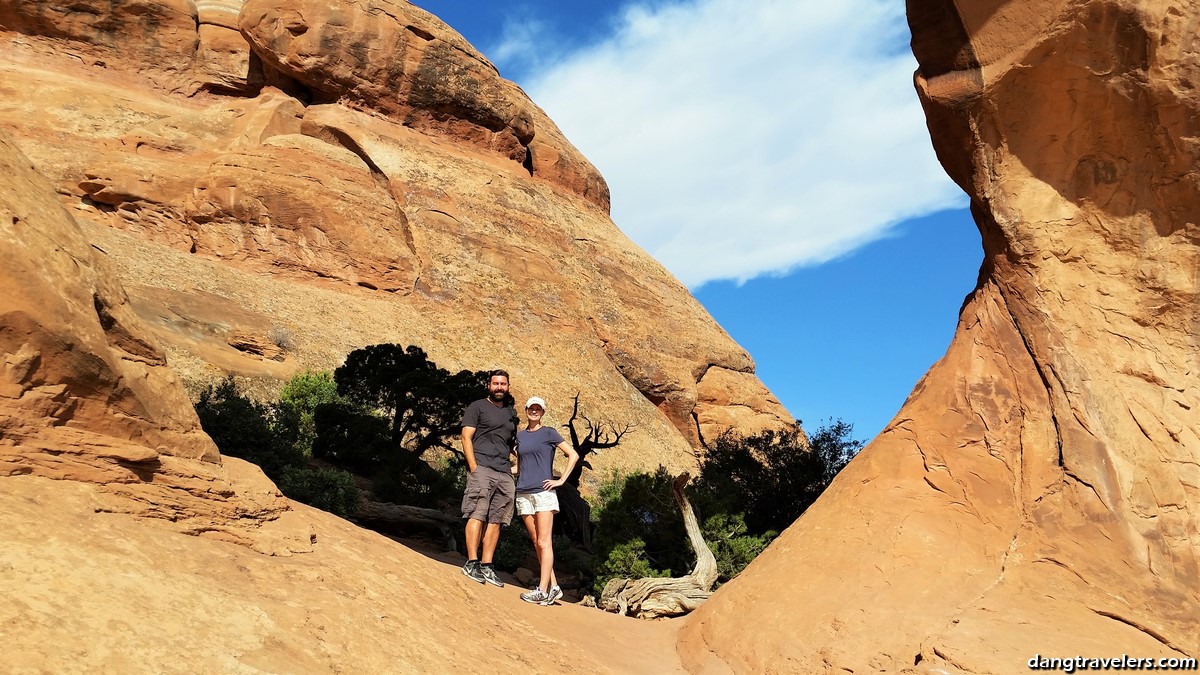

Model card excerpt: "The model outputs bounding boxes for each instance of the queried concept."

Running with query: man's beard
[489,390,506,402]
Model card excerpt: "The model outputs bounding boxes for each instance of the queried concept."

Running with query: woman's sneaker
[540,585,563,606]
[521,587,549,604]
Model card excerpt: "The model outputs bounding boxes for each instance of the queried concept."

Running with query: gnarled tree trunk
[354,500,460,552]
[599,473,717,618]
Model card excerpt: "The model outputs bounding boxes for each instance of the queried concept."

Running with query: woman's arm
[542,441,580,490]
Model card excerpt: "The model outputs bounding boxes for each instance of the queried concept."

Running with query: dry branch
[599,473,717,618]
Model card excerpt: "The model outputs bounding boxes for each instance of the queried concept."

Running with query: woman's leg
[519,514,543,589]
[521,513,538,544]
[535,509,557,592]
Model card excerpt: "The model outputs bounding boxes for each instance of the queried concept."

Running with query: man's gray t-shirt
[516,426,565,493]
[461,398,516,472]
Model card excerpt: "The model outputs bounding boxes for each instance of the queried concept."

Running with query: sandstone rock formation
[0,0,791,478]
[0,128,312,554]
[0,118,683,673]
[0,2,784,670]
[679,1,1200,672]
[0,131,213,467]
[18,0,1197,672]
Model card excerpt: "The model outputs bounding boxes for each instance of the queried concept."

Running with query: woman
[514,396,579,605]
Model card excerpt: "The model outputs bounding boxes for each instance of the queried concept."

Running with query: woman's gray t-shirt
[516,426,565,493]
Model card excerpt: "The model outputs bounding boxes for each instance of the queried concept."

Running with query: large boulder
[679,1,1200,672]
[238,0,610,209]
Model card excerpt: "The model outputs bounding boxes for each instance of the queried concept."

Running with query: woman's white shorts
[515,490,560,516]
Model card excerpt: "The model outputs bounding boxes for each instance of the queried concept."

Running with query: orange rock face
[5,0,1197,671]
[20,0,1196,671]
[0,131,216,470]
[0,130,310,554]
[679,1,1200,671]
[0,3,776,668]
[0,0,792,475]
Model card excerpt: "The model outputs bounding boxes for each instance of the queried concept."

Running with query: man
[459,370,517,587]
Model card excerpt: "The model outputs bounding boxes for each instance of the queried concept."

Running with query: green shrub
[586,421,860,595]
[702,512,776,583]
[195,376,304,477]
[312,402,393,473]
[553,534,593,586]
[277,465,361,518]
[590,468,688,595]
[371,449,465,509]
[429,453,468,498]
[691,420,860,536]
[493,521,533,573]
[586,467,626,519]
[373,455,438,507]
[278,370,343,456]
[195,376,360,520]
[594,538,670,592]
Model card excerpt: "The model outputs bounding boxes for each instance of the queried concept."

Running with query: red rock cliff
[679,1,1200,672]
[0,0,792,475]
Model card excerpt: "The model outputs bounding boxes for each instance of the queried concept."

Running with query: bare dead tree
[555,392,637,550]
[562,392,636,488]
[598,472,717,618]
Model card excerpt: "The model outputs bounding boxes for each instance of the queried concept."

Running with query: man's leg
[460,468,488,583]
[472,466,513,587]
[484,465,516,565]
[478,522,505,587]
[480,522,502,564]
[465,517,484,561]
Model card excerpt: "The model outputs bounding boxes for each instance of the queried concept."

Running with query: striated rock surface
[0,0,792,475]
[7,0,1197,672]
[0,130,215,470]
[0,129,313,556]
[680,1,1200,672]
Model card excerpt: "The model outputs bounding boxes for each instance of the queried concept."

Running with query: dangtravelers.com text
[1028,655,1198,673]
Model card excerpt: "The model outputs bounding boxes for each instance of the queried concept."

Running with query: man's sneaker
[521,588,549,604]
[479,564,504,588]
[462,560,485,584]
[540,585,563,606]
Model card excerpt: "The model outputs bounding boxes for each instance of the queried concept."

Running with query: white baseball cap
[525,396,546,409]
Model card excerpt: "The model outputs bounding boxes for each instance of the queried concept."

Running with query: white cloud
[517,0,966,288]
[488,15,554,74]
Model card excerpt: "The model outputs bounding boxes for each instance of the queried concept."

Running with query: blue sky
[412,0,982,442]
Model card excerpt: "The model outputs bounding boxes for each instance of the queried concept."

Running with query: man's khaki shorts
[461,465,516,524]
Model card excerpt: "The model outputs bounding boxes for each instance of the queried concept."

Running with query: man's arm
[462,426,478,473]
